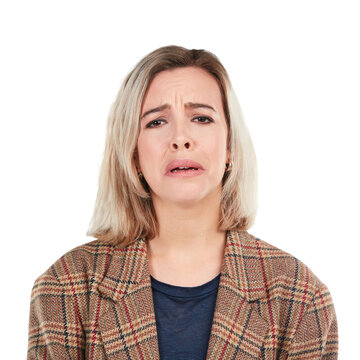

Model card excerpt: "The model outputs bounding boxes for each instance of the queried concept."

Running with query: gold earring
[136,166,144,179]
[225,161,233,171]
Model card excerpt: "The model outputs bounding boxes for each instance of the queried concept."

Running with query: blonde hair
[87,45,258,247]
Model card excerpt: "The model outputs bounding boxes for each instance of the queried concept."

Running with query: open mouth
[170,167,199,173]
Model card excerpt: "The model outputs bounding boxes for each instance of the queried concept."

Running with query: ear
[226,149,231,163]
[133,150,139,170]
[133,150,142,173]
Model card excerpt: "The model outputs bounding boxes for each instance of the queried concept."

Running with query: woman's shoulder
[238,230,328,300]
[33,239,116,288]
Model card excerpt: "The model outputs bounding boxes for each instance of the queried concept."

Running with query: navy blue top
[150,273,221,360]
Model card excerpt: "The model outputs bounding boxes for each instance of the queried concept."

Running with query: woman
[28,45,338,359]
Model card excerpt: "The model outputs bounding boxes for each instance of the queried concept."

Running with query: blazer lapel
[205,230,269,359]
[98,237,160,359]
[97,230,270,360]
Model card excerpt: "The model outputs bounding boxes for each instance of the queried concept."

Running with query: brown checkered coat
[28,230,338,359]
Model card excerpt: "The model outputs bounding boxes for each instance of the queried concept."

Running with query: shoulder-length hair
[87,45,258,247]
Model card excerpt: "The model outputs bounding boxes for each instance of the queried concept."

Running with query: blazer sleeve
[27,272,86,359]
[286,283,338,359]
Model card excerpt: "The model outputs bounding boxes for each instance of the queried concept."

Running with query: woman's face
[136,66,230,206]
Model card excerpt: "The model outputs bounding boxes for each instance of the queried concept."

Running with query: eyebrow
[140,102,216,120]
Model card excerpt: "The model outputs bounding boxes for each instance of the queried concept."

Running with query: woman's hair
[87,45,258,247]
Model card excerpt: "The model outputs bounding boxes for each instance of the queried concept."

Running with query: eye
[193,116,213,124]
[145,119,166,128]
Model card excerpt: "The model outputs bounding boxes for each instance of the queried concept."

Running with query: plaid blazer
[28,230,338,359]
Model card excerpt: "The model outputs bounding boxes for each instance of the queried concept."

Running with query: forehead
[142,67,223,109]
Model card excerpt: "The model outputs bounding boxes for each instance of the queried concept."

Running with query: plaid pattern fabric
[28,230,338,359]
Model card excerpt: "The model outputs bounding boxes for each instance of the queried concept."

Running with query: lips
[165,159,204,175]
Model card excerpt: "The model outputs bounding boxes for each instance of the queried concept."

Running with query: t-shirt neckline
[150,273,221,299]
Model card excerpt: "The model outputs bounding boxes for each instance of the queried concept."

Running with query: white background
[1,0,359,358]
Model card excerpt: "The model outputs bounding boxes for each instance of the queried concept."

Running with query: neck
[147,187,226,259]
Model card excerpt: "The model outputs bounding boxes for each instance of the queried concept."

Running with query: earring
[225,161,233,171]
[136,166,144,179]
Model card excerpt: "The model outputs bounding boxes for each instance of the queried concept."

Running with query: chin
[151,182,221,205]
[165,190,215,206]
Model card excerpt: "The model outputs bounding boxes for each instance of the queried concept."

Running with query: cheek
[211,131,228,157]
[137,135,162,169]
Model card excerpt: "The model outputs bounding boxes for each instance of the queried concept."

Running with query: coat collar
[97,229,271,359]
[98,229,268,302]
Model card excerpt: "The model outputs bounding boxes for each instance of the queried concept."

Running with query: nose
[171,140,191,150]
[170,118,193,151]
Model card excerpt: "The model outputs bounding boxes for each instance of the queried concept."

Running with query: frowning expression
[136,66,230,206]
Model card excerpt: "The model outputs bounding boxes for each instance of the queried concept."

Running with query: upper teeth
[171,166,197,171]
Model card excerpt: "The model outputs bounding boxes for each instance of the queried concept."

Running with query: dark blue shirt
[150,273,220,360]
